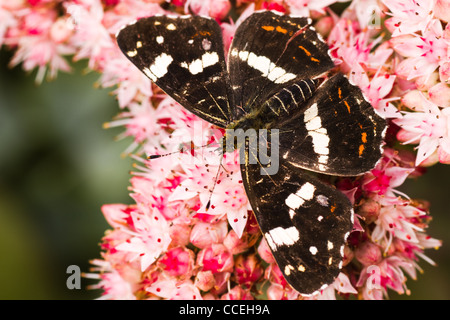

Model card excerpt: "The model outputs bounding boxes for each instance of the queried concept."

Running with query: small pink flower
[95,268,137,300]
[99,55,152,108]
[115,208,172,272]
[357,255,416,298]
[362,169,393,195]
[349,64,400,118]
[382,0,435,36]
[362,153,415,197]
[87,259,141,300]
[394,19,449,81]
[101,203,132,229]
[207,176,249,237]
[190,220,228,249]
[197,244,234,274]
[68,2,114,69]
[147,276,203,300]
[157,247,194,278]
[394,92,450,165]
[372,197,424,250]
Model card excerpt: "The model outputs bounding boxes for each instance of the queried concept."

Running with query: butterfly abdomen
[229,78,319,131]
[262,78,319,120]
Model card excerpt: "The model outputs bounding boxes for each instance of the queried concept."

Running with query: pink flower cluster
[2,0,447,299]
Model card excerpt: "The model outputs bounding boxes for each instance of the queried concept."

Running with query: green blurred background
[0,48,449,300]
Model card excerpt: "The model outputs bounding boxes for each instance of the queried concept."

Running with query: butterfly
[116,11,386,296]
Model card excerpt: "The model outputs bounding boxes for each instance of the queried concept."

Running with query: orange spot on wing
[299,46,319,63]
[359,144,365,156]
[330,205,336,213]
[344,100,351,113]
[338,87,342,99]
[276,26,288,34]
[298,45,311,56]
[361,132,367,143]
[193,31,211,38]
[262,25,275,31]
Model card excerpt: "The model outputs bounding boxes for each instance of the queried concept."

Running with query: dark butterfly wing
[116,15,234,128]
[240,154,354,295]
[228,11,334,118]
[270,74,386,176]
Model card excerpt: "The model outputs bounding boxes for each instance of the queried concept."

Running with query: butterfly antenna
[205,162,224,211]
[147,140,214,160]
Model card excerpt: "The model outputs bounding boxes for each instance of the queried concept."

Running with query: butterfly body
[116,11,386,296]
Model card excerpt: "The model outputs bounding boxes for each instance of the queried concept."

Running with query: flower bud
[359,199,381,224]
[169,223,191,247]
[234,254,263,287]
[401,90,425,111]
[223,230,248,255]
[190,220,227,249]
[194,270,215,292]
[435,0,450,22]
[439,61,450,83]
[429,83,450,107]
[414,72,439,91]
[355,241,382,266]
[257,238,275,264]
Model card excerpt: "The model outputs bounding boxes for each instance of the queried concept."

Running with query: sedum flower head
[1,0,446,300]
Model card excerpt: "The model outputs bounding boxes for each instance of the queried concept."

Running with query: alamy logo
[224,128,279,176]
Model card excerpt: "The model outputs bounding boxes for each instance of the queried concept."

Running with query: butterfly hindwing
[241,158,354,295]
[116,15,234,127]
[228,11,335,117]
[271,74,386,176]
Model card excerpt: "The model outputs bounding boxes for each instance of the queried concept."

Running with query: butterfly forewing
[272,74,386,176]
[116,15,234,127]
[228,11,335,117]
[241,158,354,295]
